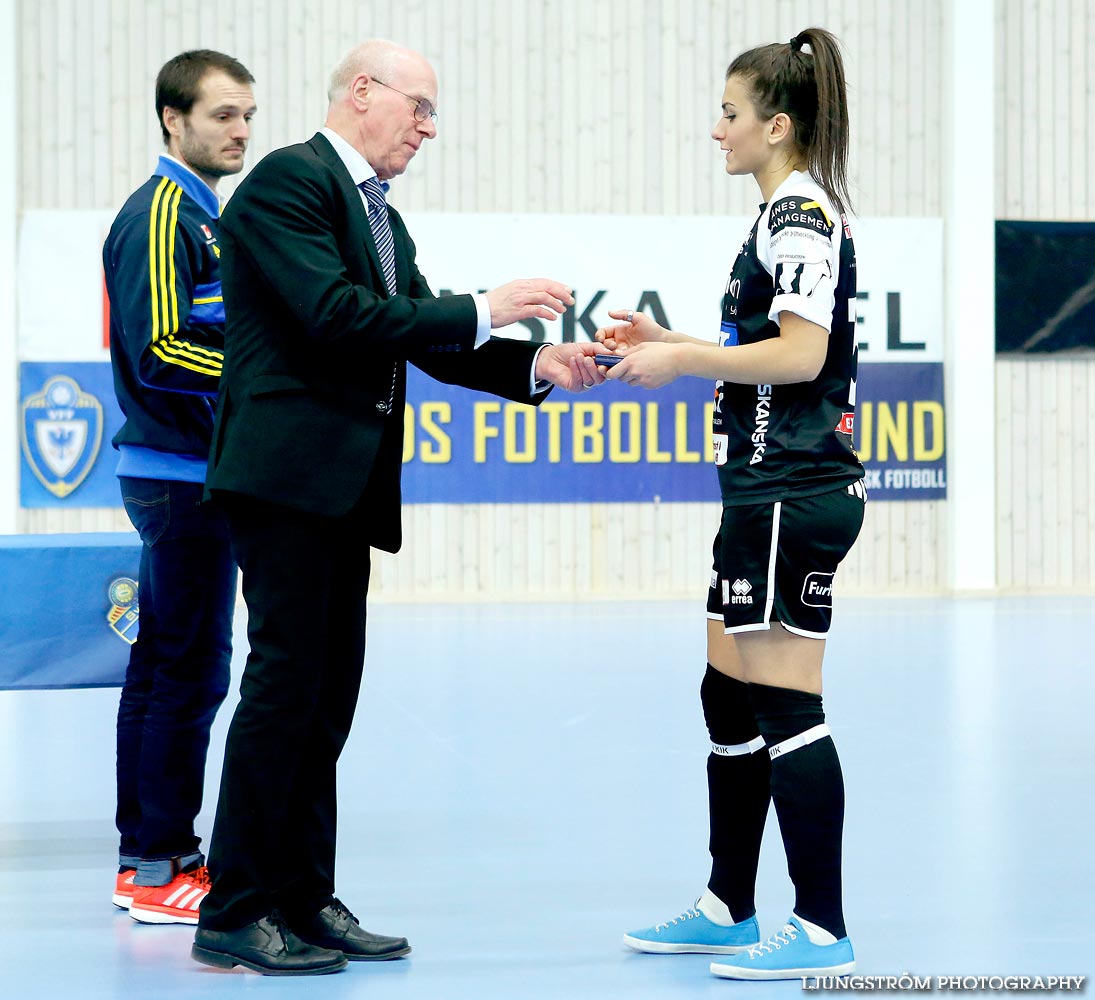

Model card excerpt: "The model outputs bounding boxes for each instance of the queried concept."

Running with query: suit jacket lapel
[306,132,391,297]
[387,208,412,294]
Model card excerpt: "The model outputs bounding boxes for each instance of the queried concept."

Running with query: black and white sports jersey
[712,171,863,506]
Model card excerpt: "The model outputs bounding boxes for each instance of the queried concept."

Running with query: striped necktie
[359,176,398,414]
[359,176,397,296]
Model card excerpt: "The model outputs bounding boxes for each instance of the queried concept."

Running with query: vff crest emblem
[107,577,140,645]
[21,375,104,499]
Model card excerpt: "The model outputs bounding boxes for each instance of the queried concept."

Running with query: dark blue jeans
[116,477,236,874]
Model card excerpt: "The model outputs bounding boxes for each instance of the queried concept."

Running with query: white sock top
[793,912,839,945]
[696,888,736,926]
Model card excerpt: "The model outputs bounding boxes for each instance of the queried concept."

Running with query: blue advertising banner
[400,360,946,503]
[402,365,718,503]
[0,532,139,689]
[19,362,125,508]
[854,362,946,500]
[15,358,946,508]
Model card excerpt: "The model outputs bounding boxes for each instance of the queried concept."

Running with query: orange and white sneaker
[129,865,210,925]
[112,869,136,909]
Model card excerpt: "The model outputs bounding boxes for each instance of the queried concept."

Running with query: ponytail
[727,27,852,214]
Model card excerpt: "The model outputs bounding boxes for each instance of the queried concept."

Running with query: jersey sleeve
[763,194,840,332]
[107,179,225,396]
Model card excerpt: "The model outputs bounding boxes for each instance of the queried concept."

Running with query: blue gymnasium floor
[0,596,1092,999]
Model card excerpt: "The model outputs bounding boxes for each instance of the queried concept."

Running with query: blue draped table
[0,532,141,689]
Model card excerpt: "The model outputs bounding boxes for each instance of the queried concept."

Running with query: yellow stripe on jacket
[146,178,224,375]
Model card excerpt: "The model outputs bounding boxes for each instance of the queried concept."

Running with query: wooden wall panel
[996,0,1094,219]
[992,4,1095,593]
[17,0,950,217]
[996,358,1095,591]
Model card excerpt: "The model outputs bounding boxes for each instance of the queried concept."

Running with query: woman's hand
[604,342,686,390]
[594,309,669,351]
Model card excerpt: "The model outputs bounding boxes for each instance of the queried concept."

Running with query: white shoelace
[654,908,701,931]
[747,923,798,957]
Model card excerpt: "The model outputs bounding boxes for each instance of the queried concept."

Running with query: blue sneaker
[709,914,855,980]
[623,890,760,955]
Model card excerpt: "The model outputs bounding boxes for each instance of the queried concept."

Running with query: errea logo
[730,579,753,605]
[721,577,754,606]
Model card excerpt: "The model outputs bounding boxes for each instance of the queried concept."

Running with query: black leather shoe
[292,898,411,961]
[192,911,348,975]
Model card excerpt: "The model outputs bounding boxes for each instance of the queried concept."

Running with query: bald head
[324,38,439,181]
[328,40,427,105]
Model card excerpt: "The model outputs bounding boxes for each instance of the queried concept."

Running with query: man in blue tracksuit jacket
[103,49,255,925]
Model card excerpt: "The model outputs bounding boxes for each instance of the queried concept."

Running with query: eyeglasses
[372,79,437,124]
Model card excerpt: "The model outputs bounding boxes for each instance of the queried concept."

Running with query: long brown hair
[727,27,852,214]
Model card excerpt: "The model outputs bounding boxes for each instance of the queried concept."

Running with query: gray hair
[327,39,402,103]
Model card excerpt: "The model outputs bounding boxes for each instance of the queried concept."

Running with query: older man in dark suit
[191,39,603,976]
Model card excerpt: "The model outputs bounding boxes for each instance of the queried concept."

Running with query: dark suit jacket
[208,132,547,551]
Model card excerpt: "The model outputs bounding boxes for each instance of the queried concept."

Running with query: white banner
[408,213,944,363]
[16,210,942,363]
[18,210,114,361]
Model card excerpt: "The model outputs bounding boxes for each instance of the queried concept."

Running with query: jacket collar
[154,155,221,219]
[307,131,399,296]
[316,127,388,190]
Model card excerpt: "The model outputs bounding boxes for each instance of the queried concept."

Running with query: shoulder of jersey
[767,185,836,237]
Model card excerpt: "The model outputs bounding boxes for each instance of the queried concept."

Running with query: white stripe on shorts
[762,501,781,625]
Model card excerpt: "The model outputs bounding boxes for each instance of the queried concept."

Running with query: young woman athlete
[598,27,866,981]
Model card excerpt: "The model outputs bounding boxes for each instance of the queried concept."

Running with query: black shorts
[706,481,866,638]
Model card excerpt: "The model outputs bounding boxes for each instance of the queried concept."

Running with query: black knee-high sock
[701,665,771,923]
[748,682,847,939]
